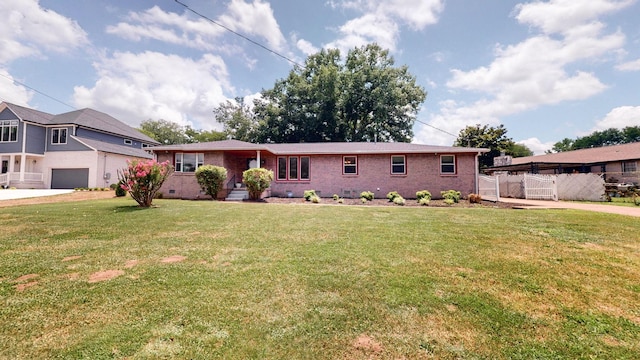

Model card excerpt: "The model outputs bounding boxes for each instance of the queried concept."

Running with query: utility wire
[0,71,75,110]
[174,0,303,68]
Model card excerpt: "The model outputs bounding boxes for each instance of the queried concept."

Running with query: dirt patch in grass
[352,334,383,353]
[14,273,39,282]
[88,270,125,283]
[161,255,187,263]
[16,281,38,292]
[125,260,139,268]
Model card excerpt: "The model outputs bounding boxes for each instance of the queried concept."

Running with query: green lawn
[1,198,639,359]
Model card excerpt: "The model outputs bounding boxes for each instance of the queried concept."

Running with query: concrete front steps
[225,188,248,201]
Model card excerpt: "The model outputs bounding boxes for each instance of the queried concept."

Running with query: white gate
[478,174,500,202]
[523,174,558,201]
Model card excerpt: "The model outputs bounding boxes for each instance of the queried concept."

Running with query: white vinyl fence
[485,173,606,201]
[478,174,500,201]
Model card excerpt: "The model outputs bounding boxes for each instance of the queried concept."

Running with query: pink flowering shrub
[118,159,174,207]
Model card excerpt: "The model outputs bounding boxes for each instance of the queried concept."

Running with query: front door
[1,160,7,174]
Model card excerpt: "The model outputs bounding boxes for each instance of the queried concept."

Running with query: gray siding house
[0,102,159,189]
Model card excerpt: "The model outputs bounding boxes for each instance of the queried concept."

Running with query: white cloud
[416,0,631,146]
[0,69,32,105]
[295,38,319,56]
[517,138,555,155]
[616,58,640,71]
[592,106,640,130]
[217,0,287,51]
[325,0,443,52]
[73,51,232,130]
[0,0,88,64]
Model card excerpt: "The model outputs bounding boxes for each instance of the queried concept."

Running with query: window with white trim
[440,155,455,174]
[277,156,310,181]
[343,156,357,175]
[124,139,133,145]
[623,161,637,175]
[175,153,204,172]
[52,128,67,144]
[391,155,406,175]
[0,120,18,142]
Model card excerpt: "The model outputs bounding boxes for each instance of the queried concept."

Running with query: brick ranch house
[151,140,488,200]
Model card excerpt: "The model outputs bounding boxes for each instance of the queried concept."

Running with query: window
[175,153,204,172]
[623,161,637,175]
[124,139,133,145]
[440,155,456,174]
[277,156,310,181]
[391,155,406,175]
[343,156,357,174]
[52,128,67,144]
[1,120,18,142]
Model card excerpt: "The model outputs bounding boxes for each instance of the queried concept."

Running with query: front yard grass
[1,198,639,359]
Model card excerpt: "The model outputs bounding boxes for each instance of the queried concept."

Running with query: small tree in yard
[243,168,274,200]
[118,159,173,207]
[195,165,227,199]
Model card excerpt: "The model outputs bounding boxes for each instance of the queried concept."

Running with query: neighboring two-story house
[0,102,159,189]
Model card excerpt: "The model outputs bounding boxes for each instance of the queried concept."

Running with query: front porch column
[256,150,261,168]
[9,154,16,173]
[19,154,26,181]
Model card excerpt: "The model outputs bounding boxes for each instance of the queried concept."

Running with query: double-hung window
[0,120,18,142]
[623,161,637,175]
[52,128,67,144]
[440,155,456,174]
[391,155,406,175]
[343,156,357,175]
[175,153,204,172]
[277,156,310,181]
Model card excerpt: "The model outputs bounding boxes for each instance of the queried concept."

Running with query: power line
[414,118,457,138]
[0,71,75,110]
[174,0,303,68]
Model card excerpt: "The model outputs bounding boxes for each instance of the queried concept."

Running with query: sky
[1,0,639,154]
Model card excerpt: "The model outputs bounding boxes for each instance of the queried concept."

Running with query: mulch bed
[262,197,519,209]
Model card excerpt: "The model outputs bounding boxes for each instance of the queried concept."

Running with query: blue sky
[1,0,639,153]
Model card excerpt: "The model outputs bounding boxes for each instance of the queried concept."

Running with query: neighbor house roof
[1,102,158,145]
[489,142,640,172]
[75,136,153,159]
[51,108,159,144]
[150,139,488,155]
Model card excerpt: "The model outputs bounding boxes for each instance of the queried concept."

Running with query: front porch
[1,154,45,189]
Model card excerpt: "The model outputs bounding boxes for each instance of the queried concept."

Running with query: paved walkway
[0,189,74,201]
[499,197,640,217]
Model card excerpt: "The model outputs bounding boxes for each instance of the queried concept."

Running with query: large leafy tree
[214,97,259,142]
[549,126,640,152]
[453,124,523,169]
[252,44,426,143]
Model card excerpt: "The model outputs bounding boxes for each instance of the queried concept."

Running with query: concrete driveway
[0,189,74,201]
[499,197,640,217]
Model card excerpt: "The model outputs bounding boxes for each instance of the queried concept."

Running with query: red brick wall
[157,151,479,199]
[269,153,479,199]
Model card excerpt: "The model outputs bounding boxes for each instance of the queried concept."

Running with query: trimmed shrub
[304,190,317,201]
[332,194,340,201]
[195,165,227,199]
[310,195,321,203]
[360,191,374,201]
[441,190,461,203]
[243,168,274,200]
[444,198,455,206]
[386,191,400,202]
[115,181,127,197]
[416,190,432,202]
[337,198,344,204]
[393,196,406,206]
[418,197,430,206]
[118,159,174,207]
